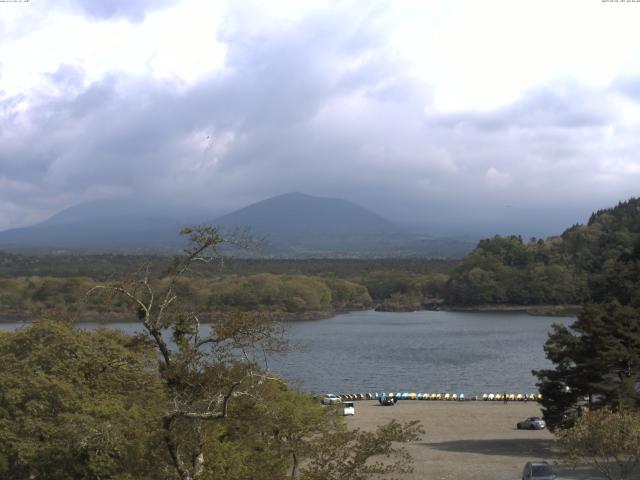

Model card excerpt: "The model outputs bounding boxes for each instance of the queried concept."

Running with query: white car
[517,417,546,430]
[343,401,355,416]
[321,394,341,405]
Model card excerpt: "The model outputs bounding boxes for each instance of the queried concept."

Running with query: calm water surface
[273,310,572,394]
[0,310,572,395]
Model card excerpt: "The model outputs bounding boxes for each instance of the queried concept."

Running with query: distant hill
[0,198,214,252]
[0,193,476,258]
[444,197,640,306]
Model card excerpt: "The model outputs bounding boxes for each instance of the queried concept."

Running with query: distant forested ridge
[444,197,640,306]
[0,257,453,320]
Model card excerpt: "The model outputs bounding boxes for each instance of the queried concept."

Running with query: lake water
[0,310,572,396]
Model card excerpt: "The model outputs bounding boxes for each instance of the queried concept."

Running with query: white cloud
[388,0,640,111]
[1,0,640,234]
[0,0,227,97]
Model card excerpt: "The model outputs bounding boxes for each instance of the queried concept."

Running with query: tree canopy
[445,197,640,306]
[0,318,165,479]
[558,409,640,480]
[535,238,640,429]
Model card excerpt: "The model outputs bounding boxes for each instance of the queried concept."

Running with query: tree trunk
[290,451,299,480]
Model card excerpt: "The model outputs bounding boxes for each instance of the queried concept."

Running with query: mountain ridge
[0,193,476,257]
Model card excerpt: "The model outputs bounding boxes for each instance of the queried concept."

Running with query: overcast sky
[1,0,640,236]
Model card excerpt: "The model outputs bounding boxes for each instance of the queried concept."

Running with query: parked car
[522,461,557,480]
[379,396,396,406]
[343,401,355,416]
[321,394,341,405]
[517,416,546,430]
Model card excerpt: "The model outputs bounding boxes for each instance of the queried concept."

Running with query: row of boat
[337,392,542,401]
[482,393,541,401]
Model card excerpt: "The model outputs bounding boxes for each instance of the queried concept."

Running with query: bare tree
[89,226,284,480]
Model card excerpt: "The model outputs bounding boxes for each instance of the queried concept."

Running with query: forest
[444,197,640,306]
[0,256,452,319]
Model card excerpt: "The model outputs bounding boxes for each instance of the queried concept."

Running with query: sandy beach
[344,400,605,480]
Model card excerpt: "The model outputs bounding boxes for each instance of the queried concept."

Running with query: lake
[272,310,572,395]
[0,310,572,395]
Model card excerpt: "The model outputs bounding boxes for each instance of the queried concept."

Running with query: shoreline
[0,309,344,324]
[440,304,581,317]
[375,303,581,317]
[0,304,580,324]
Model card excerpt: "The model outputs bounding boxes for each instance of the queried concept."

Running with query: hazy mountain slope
[0,193,475,257]
[214,192,403,246]
[0,198,214,251]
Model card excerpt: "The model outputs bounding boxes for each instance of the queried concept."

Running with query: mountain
[0,198,215,252]
[212,193,476,257]
[0,193,476,257]
[214,192,402,248]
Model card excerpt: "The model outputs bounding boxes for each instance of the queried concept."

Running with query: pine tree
[535,242,640,430]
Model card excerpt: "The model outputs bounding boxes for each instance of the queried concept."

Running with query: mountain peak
[276,192,308,199]
[215,193,402,247]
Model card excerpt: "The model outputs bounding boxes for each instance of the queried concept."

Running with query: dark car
[522,461,557,480]
[378,396,396,406]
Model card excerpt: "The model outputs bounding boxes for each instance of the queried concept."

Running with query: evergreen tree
[535,241,640,430]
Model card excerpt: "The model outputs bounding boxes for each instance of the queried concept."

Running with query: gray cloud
[67,0,176,22]
[432,85,615,131]
[0,6,639,237]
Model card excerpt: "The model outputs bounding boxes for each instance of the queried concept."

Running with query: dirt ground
[343,400,605,480]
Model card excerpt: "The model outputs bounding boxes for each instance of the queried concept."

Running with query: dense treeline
[0,253,454,279]
[0,256,453,318]
[0,275,372,318]
[0,252,157,280]
[0,272,447,317]
[444,235,589,305]
[444,197,640,306]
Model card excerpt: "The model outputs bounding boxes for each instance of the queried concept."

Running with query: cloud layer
[1,0,640,236]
